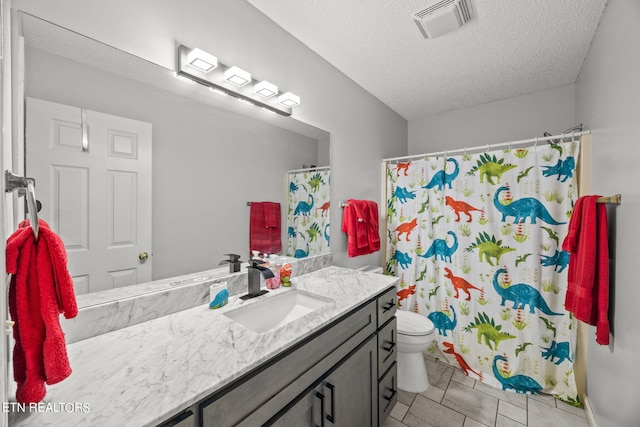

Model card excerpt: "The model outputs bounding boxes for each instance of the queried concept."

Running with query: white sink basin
[223,289,333,334]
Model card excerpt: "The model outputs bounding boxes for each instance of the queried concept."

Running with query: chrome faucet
[219,253,243,273]
[241,259,274,300]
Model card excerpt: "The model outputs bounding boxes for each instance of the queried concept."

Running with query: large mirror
[15,12,330,297]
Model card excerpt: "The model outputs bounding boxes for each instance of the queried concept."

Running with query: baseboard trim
[583,394,598,427]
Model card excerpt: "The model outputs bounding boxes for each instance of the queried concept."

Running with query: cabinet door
[320,337,377,426]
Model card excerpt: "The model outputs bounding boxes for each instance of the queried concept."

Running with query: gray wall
[409,84,576,153]
[14,0,408,269]
[575,1,640,425]
[26,47,319,281]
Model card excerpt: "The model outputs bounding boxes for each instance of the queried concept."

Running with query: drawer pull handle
[315,391,325,427]
[325,382,336,423]
[383,341,396,353]
[382,301,395,312]
[384,388,397,402]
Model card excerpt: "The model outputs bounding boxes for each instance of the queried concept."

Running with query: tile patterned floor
[384,354,590,427]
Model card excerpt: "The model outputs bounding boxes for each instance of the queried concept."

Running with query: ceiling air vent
[413,0,474,39]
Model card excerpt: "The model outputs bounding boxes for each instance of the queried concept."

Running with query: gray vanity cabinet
[176,286,396,427]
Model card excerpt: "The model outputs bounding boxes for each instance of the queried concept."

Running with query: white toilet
[395,310,435,393]
[357,265,435,393]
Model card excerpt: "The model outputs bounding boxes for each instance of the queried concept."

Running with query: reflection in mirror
[286,167,331,257]
[18,13,330,296]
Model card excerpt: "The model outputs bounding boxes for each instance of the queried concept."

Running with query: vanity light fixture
[186,48,218,72]
[254,80,278,98]
[176,45,299,116]
[279,92,300,107]
[224,66,251,87]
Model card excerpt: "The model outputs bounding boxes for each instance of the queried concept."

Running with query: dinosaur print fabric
[286,169,331,258]
[385,142,580,403]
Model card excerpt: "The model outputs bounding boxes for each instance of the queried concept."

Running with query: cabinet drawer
[377,317,397,378]
[376,287,397,328]
[378,362,398,426]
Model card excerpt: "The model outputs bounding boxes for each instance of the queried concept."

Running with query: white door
[25,97,152,294]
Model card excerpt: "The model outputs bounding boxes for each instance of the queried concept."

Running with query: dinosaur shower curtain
[386,141,580,402]
[286,168,331,258]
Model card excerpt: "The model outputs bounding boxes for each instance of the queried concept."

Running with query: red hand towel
[6,219,78,404]
[562,196,610,345]
[350,199,370,250]
[342,199,380,257]
[250,202,281,254]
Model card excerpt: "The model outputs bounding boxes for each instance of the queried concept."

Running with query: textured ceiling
[246,0,607,120]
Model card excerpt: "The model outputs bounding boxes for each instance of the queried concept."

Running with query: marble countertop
[61,253,332,344]
[9,266,398,427]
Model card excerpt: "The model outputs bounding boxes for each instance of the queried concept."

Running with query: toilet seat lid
[396,310,434,336]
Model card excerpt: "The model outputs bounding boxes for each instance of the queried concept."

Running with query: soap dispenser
[266,255,281,289]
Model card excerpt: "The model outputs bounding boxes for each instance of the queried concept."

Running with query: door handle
[314,391,325,427]
[384,388,397,402]
[382,300,395,312]
[138,251,149,262]
[383,341,396,353]
[325,382,335,423]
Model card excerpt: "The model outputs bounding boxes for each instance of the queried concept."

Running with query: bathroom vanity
[8,266,398,427]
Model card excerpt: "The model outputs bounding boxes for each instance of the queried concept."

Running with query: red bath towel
[341,199,380,257]
[562,196,610,345]
[6,219,78,404]
[250,202,281,254]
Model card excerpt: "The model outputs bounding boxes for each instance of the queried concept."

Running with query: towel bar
[596,194,621,205]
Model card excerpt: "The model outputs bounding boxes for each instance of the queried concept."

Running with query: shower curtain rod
[383,130,591,163]
[287,165,330,173]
